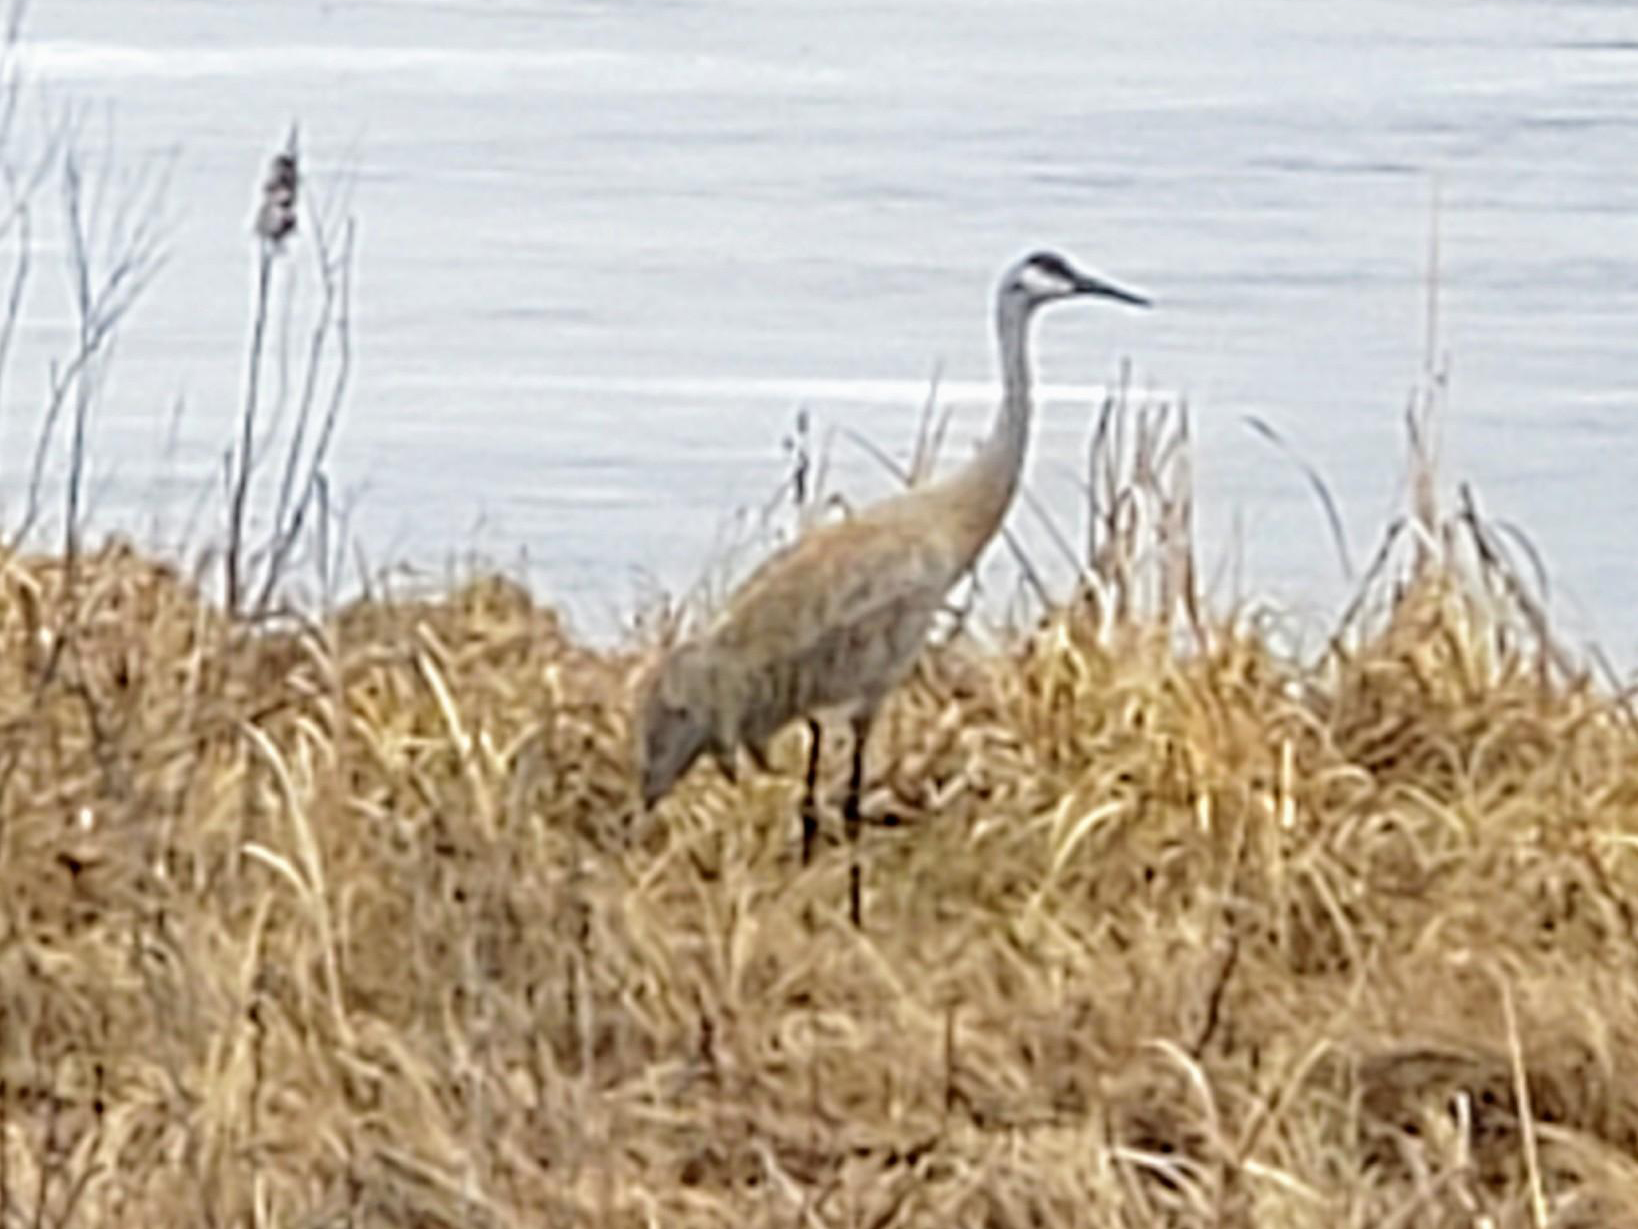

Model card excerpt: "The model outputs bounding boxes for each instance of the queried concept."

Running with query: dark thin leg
[712,747,738,787]
[802,719,822,866]
[845,712,872,928]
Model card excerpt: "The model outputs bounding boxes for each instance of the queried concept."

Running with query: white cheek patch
[1018,263,1068,297]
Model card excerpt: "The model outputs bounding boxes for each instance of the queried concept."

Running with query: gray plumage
[636,250,1150,924]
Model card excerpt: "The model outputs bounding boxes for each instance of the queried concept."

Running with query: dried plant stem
[226,241,275,615]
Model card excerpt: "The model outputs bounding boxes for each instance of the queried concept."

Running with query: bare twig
[906,361,944,486]
[1242,414,1355,581]
[9,106,167,553]
[255,208,356,614]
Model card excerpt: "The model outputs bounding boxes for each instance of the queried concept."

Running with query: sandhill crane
[636,250,1150,925]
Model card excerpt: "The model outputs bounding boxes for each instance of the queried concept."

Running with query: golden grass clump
[4,512,1638,1227]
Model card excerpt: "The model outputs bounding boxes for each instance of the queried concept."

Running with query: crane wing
[705,502,962,680]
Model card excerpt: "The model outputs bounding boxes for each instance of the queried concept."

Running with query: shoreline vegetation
[9,432,1638,1225]
[2,40,1637,1229]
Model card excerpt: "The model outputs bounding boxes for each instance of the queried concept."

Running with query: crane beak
[1072,272,1151,309]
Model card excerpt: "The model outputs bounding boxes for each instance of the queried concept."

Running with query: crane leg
[802,719,822,866]
[712,747,739,787]
[845,712,872,928]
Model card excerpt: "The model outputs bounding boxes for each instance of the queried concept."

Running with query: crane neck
[915,290,1039,571]
[936,292,1035,547]
[984,290,1036,502]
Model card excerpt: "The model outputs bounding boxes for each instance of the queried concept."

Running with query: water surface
[12,0,1638,653]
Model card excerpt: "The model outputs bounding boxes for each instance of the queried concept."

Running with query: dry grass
[3,493,1638,1229]
[4,19,1625,1219]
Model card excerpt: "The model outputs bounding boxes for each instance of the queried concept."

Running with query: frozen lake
[10,0,1638,652]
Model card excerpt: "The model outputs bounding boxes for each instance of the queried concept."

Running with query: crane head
[1006,250,1151,311]
[633,641,712,809]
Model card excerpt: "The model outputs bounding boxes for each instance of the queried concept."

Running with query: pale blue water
[8,0,1638,653]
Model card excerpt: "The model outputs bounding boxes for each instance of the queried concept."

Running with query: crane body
[635,251,1150,924]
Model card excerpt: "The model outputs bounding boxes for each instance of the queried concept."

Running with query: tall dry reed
[2,369,1636,1228]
